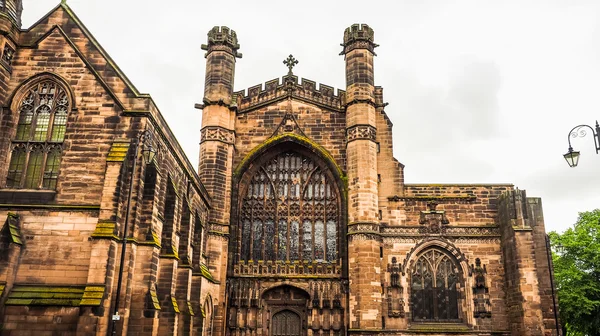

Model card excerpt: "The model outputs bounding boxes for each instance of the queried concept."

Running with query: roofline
[24,2,145,97]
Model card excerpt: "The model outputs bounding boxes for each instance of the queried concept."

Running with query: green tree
[549,209,600,336]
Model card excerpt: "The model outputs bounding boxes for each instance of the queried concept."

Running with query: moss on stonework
[200,263,219,284]
[171,296,180,313]
[233,133,345,179]
[3,214,23,245]
[187,301,195,316]
[6,285,105,307]
[80,286,105,306]
[0,283,6,298]
[106,141,130,162]
[148,287,161,310]
[91,222,119,240]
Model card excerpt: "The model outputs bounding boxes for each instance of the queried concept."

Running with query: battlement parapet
[341,23,378,55]
[201,26,242,58]
[233,76,346,113]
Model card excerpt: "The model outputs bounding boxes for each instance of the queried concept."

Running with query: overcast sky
[26,0,600,233]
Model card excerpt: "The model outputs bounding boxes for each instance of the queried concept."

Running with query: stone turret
[201,26,242,104]
[0,0,22,103]
[342,23,382,330]
[0,0,23,29]
[197,25,242,335]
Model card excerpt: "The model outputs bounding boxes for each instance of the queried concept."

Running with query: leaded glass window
[6,79,70,189]
[411,249,460,322]
[239,151,339,263]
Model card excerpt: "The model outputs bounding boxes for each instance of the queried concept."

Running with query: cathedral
[0,1,560,335]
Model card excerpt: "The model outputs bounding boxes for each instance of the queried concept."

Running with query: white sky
[25,0,600,233]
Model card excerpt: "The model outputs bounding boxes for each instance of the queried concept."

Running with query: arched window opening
[161,180,177,255]
[192,212,203,268]
[140,165,157,228]
[178,200,192,264]
[6,79,70,189]
[411,248,461,322]
[203,300,214,336]
[239,151,339,263]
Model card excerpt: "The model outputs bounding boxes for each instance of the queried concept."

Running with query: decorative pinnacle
[283,54,298,75]
[201,26,242,58]
[340,23,379,55]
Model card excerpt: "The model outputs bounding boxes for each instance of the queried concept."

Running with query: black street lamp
[563,121,600,167]
[109,130,157,335]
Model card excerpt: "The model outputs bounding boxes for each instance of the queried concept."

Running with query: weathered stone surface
[0,4,559,336]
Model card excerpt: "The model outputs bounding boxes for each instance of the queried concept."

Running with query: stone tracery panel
[238,151,340,264]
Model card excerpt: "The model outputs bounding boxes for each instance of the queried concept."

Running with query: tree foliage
[549,209,600,336]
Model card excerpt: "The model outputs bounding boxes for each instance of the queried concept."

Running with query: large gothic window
[6,80,70,189]
[239,151,339,263]
[411,249,461,322]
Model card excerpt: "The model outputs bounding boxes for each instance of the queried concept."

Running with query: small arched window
[6,79,70,189]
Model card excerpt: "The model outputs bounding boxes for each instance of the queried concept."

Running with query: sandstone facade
[0,1,559,335]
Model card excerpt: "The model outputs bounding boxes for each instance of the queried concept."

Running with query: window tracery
[411,249,460,322]
[6,80,70,189]
[239,151,339,263]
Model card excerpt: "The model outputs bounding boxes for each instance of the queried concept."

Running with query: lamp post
[109,130,157,335]
[563,121,600,167]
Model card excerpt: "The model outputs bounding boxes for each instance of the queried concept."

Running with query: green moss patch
[3,213,22,245]
[200,263,219,284]
[106,141,130,162]
[6,285,105,307]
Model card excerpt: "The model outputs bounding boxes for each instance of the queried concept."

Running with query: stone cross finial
[283,54,298,74]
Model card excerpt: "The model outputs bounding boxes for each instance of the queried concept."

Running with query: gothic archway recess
[233,144,343,266]
[411,248,462,323]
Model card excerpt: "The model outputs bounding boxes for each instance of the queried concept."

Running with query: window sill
[0,189,57,204]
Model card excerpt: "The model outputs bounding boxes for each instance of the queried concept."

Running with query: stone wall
[0,3,215,335]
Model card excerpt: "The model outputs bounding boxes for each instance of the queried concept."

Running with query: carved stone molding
[346,125,376,142]
[381,225,500,237]
[348,222,379,234]
[200,126,235,145]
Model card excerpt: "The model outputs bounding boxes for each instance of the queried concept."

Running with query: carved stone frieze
[232,260,341,277]
[346,125,376,142]
[200,126,235,145]
[348,222,379,234]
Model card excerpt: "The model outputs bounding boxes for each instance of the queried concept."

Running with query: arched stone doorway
[272,310,301,336]
[263,286,309,336]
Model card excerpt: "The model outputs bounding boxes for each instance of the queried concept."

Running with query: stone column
[197,26,242,336]
[341,24,382,330]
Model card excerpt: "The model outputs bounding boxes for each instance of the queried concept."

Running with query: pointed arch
[229,135,347,272]
[4,73,74,190]
[202,295,214,336]
[233,133,345,189]
[410,247,462,322]
[8,72,76,112]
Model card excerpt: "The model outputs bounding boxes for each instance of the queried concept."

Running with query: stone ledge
[5,284,105,307]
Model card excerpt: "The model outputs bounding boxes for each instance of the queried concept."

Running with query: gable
[18,3,148,111]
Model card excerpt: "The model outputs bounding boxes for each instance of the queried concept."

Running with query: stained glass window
[24,147,44,189]
[42,146,61,189]
[6,79,70,189]
[411,249,460,322]
[6,146,26,188]
[239,151,339,262]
